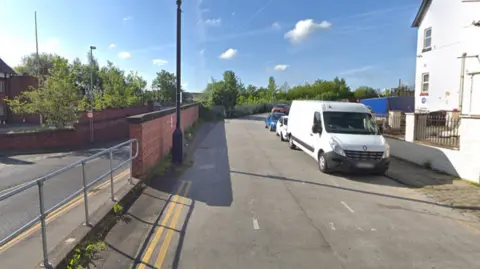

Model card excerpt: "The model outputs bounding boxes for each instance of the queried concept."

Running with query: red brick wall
[0,106,152,151]
[6,76,40,124]
[128,104,199,177]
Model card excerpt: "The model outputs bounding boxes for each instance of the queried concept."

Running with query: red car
[272,104,289,114]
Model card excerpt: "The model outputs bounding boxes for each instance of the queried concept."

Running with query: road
[100,115,480,269]
[0,141,132,268]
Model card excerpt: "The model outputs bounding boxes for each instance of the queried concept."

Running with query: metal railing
[0,139,139,268]
[414,112,460,149]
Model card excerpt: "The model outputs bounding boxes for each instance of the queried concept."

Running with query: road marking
[155,181,191,268]
[329,222,336,231]
[137,181,186,269]
[355,225,364,231]
[253,218,260,230]
[370,228,377,232]
[456,220,480,234]
[0,169,129,253]
[341,201,355,213]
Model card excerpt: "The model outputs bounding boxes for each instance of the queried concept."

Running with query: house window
[421,73,429,93]
[0,80,4,92]
[423,27,432,51]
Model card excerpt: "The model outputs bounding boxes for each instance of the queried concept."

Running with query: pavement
[88,116,480,269]
[0,140,133,268]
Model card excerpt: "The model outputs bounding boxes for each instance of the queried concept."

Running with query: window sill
[422,47,432,53]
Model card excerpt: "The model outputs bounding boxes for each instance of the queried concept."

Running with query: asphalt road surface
[0,141,131,243]
[115,115,480,269]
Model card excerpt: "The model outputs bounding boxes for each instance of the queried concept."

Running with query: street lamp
[89,45,96,143]
[172,0,183,164]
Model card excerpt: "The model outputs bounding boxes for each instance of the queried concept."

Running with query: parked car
[265,112,285,132]
[287,100,390,175]
[276,116,289,141]
[272,104,289,114]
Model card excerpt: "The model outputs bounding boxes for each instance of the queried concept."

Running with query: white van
[287,100,390,174]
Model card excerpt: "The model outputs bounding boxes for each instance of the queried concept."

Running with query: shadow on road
[122,120,233,268]
[230,170,480,215]
[240,114,267,122]
[0,156,34,165]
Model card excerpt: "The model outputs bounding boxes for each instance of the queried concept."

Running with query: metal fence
[0,139,139,268]
[374,112,406,138]
[414,112,460,149]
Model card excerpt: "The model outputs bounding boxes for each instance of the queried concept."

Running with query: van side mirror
[312,124,322,134]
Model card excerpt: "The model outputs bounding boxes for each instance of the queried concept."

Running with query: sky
[0,0,420,92]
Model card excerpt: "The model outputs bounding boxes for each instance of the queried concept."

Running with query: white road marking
[329,222,336,231]
[341,201,355,213]
[371,228,377,232]
[355,225,364,231]
[253,218,260,230]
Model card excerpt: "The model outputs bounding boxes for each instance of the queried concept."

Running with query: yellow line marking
[456,220,480,234]
[0,169,130,252]
[155,181,191,268]
[137,181,186,269]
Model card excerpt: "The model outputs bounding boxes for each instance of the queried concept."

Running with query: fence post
[109,149,116,202]
[405,113,415,142]
[38,180,52,268]
[81,161,90,226]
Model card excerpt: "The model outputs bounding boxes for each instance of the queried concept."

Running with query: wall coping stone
[126,103,199,124]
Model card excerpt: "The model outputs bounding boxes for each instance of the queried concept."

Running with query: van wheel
[280,132,285,141]
[288,136,296,149]
[318,152,329,173]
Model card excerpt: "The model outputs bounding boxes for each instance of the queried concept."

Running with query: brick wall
[127,103,199,178]
[4,76,40,124]
[0,105,152,151]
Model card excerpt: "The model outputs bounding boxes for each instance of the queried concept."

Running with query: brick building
[0,57,40,124]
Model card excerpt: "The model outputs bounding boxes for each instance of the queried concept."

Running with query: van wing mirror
[312,124,322,134]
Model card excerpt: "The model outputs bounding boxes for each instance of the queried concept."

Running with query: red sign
[87,111,93,118]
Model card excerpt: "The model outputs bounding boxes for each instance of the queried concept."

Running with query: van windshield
[322,112,378,135]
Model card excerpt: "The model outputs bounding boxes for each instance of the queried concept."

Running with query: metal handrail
[0,138,139,268]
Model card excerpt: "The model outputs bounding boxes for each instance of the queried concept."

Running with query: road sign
[87,110,93,118]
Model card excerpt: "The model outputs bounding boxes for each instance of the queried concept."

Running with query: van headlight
[383,143,390,158]
[329,137,346,157]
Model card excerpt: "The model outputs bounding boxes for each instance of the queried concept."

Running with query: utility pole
[35,11,43,125]
[172,0,184,164]
[89,46,96,143]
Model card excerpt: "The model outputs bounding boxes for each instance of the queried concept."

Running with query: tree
[152,70,178,104]
[5,57,81,127]
[267,76,277,102]
[353,86,379,100]
[14,53,57,76]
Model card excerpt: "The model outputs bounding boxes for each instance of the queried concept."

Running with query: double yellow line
[138,180,191,269]
[0,169,130,253]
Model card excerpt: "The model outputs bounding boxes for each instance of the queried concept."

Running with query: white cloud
[274,64,289,71]
[284,19,331,44]
[123,16,132,21]
[182,82,188,89]
[219,48,237,60]
[152,59,168,66]
[204,18,221,26]
[118,51,132,59]
[108,43,116,49]
[272,22,281,30]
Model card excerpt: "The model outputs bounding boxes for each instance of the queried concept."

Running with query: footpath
[386,157,480,221]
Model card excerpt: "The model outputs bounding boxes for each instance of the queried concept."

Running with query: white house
[412,0,480,114]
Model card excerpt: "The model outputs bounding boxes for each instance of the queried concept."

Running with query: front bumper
[324,151,389,173]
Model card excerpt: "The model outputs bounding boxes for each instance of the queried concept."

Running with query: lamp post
[89,46,96,143]
[172,0,184,164]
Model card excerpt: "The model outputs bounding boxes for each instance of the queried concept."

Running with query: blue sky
[0,0,420,92]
